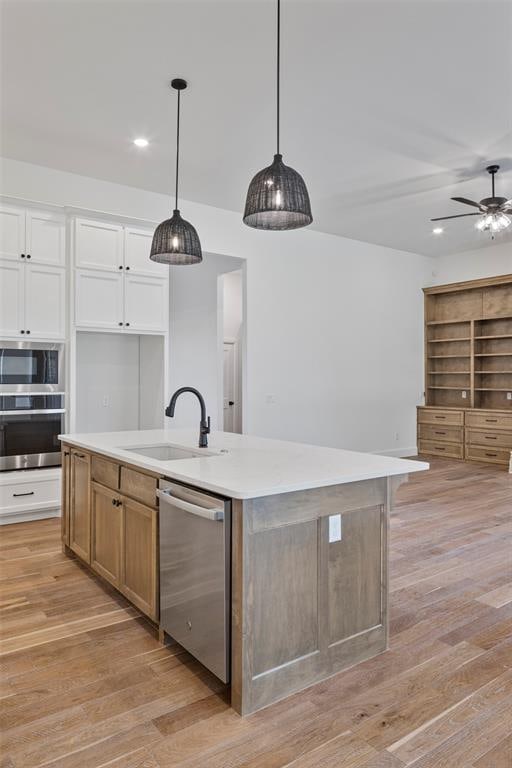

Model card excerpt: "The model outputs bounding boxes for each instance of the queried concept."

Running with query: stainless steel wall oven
[0,395,65,471]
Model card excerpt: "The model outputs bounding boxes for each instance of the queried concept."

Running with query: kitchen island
[59,429,428,715]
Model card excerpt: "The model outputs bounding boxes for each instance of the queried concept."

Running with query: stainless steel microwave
[0,342,64,394]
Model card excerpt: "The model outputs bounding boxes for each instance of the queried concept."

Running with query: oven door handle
[0,409,66,415]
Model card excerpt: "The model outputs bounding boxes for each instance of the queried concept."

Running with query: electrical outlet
[102,395,109,407]
[395,432,399,442]
[462,390,467,399]
[265,394,276,405]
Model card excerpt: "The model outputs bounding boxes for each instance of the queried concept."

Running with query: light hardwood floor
[1,458,511,767]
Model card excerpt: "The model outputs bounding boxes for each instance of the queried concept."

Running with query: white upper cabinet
[25,264,66,339]
[75,269,124,330]
[75,218,124,271]
[124,227,166,277]
[26,210,66,266]
[124,275,168,333]
[0,205,26,261]
[0,260,24,336]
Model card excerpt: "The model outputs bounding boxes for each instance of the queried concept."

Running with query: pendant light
[150,78,202,265]
[243,0,312,230]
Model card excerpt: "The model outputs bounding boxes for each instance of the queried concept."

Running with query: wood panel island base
[59,429,428,715]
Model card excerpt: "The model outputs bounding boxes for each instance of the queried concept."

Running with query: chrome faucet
[165,387,211,448]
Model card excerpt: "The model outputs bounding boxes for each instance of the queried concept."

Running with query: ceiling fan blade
[430,213,482,221]
[450,197,484,209]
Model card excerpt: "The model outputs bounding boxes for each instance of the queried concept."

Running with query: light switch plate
[329,514,342,543]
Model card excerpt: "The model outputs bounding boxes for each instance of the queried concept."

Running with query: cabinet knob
[26,254,31,259]
[118,322,123,326]
[26,330,31,335]
[125,322,130,327]
[125,266,130,271]
[20,330,25,334]
[119,265,123,270]
[21,253,26,259]
[112,498,117,506]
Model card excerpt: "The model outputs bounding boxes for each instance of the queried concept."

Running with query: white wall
[1,157,433,455]
[431,241,511,285]
[169,253,243,430]
[223,270,243,340]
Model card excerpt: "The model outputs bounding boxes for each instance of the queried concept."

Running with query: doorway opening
[221,270,243,433]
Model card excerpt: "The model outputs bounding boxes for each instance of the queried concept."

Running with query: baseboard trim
[372,447,418,459]
[0,508,61,525]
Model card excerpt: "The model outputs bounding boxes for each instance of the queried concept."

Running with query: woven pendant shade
[150,209,202,265]
[243,153,312,230]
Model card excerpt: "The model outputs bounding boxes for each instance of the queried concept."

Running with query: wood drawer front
[419,425,463,443]
[418,440,464,459]
[120,466,157,507]
[466,445,510,465]
[465,411,512,431]
[466,429,512,449]
[418,409,464,426]
[91,456,119,490]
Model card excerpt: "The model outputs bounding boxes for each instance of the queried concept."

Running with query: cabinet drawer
[91,456,119,490]
[466,429,512,449]
[465,445,510,465]
[417,408,464,426]
[465,411,512,431]
[0,476,60,511]
[120,466,157,507]
[418,440,464,459]
[419,424,463,443]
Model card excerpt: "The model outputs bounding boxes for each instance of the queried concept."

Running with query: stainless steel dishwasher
[157,479,231,683]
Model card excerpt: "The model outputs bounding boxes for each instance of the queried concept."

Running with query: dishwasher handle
[157,488,224,521]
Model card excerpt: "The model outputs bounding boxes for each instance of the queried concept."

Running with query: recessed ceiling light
[432,227,444,235]
[133,138,149,148]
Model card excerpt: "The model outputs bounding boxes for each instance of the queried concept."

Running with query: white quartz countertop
[59,429,429,500]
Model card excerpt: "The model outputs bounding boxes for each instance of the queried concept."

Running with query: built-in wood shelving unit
[423,275,512,410]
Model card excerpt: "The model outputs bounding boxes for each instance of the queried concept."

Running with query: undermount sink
[122,443,218,461]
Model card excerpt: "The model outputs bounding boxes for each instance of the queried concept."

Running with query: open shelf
[426,320,471,326]
[475,370,512,374]
[428,371,469,375]
[475,353,512,357]
[427,386,469,390]
[427,337,470,343]
[475,388,512,392]
[475,334,512,340]
[428,355,470,359]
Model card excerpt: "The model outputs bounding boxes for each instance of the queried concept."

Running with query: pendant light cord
[491,168,495,198]
[276,0,280,155]
[175,88,181,210]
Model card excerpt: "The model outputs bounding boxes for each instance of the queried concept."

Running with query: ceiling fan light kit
[243,0,312,231]
[431,164,512,239]
[150,78,203,266]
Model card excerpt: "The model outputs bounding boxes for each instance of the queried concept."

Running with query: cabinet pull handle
[434,415,446,420]
[435,446,446,451]
[484,436,497,440]
[13,491,35,497]
[485,452,497,457]
[434,431,446,435]
[112,498,117,506]
[485,418,498,423]
[74,452,85,459]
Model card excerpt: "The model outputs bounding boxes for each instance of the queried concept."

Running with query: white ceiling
[1,0,511,257]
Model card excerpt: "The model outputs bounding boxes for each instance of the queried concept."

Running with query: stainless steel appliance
[0,394,65,471]
[0,342,64,393]
[158,480,231,683]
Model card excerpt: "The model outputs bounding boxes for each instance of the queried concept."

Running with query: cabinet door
[91,482,122,587]
[0,259,25,337]
[25,264,66,340]
[75,269,124,330]
[121,496,158,620]
[61,447,71,546]
[124,274,168,333]
[26,210,65,266]
[0,205,25,261]
[75,218,123,271]
[69,450,91,563]
[124,227,166,277]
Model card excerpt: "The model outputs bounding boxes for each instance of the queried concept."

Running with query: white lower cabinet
[0,258,65,340]
[124,274,168,332]
[25,264,66,339]
[75,269,124,330]
[0,468,61,524]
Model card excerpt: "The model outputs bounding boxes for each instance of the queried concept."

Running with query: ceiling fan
[431,164,512,236]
